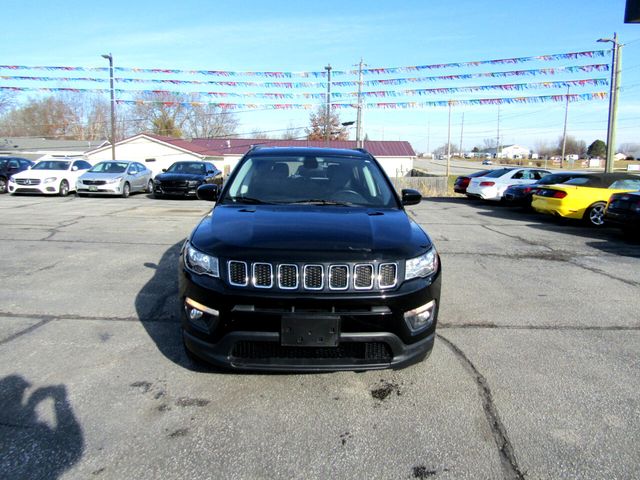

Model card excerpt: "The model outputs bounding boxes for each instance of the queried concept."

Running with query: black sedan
[0,157,34,194]
[503,171,591,208]
[604,191,640,236]
[453,169,491,194]
[153,161,222,198]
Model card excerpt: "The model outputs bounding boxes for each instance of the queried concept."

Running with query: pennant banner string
[0,49,610,78]
[106,92,608,109]
[0,64,609,89]
[0,78,608,100]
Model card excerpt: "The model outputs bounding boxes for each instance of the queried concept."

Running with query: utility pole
[446,101,452,177]
[355,58,366,148]
[598,33,623,173]
[561,85,570,169]
[101,53,116,160]
[324,64,332,144]
[459,112,465,158]
[496,105,501,162]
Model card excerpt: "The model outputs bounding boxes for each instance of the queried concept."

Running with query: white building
[85,134,417,179]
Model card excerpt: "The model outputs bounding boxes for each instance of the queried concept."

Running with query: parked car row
[2,158,222,199]
[456,167,640,235]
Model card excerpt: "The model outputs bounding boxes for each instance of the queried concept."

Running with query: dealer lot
[0,194,638,479]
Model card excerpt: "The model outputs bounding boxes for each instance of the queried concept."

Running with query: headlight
[405,248,438,281]
[187,180,201,187]
[106,177,123,184]
[44,177,57,184]
[184,242,219,277]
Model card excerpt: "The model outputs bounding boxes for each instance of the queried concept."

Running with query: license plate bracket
[281,315,339,347]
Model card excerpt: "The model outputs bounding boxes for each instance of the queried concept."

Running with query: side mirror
[162,168,167,172]
[401,188,422,206]
[72,166,78,171]
[197,183,219,202]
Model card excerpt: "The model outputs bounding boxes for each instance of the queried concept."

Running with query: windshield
[483,168,513,178]
[220,154,397,208]
[166,162,206,174]
[89,162,128,174]
[32,161,71,171]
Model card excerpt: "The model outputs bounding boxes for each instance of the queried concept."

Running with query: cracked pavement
[0,194,638,479]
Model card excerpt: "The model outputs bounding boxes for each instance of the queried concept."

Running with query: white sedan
[8,159,92,196]
[466,167,551,201]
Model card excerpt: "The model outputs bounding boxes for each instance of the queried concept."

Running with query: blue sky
[1,0,639,153]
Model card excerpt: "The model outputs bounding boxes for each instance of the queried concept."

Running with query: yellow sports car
[531,173,640,226]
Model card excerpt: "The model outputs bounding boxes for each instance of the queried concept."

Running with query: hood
[156,172,204,182]
[80,172,125,180]
[190,205,431,262]
[11,169,68,179]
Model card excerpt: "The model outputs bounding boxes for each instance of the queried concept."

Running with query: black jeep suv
[179,147,441,371]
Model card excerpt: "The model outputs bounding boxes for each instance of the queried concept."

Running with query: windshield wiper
[289,199,351,206]
[228,196,271,205]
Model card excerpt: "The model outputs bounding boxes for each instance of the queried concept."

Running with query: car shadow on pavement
[0,374,84,480]
[135,241,231,373]
[135,241,191,368]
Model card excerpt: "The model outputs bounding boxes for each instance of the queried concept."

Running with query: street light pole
[561,85,570,169]
[446,101,452,178]
[355,58,365,148]
[598,34,623,173]
[324,64,332,144]
[102,53,116,161]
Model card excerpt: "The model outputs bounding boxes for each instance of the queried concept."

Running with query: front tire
[146,179,153,193]
[121,182,130,198]
[59,180,69,197]
[0,177,7,194]
[584,202,606,227]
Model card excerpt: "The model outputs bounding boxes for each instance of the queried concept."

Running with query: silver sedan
[76,161,153,197]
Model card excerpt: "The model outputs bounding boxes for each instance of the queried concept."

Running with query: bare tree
[281,122,303,140]
[130,92,190,137]
[0,91,16,115]
[557,135,586,157]
[0,95,78,138]
[184,100,239,138]
[306,106,348,141]
[533,139,554,159]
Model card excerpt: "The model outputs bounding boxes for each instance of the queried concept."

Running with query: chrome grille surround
[354,264,374,290]
[228,261,248,286]
[226,261,398,291]
[16,178,41,186]
[303,265,324,290]
[329,265,349,290]
[278,264,298,290]
[378,263,397,289]
[252,263,273,288]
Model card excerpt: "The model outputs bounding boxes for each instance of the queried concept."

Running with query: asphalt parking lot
[0,193,639,480]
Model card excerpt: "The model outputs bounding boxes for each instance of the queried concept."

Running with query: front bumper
[8,182,59,195]
[77,183,123,195]
[154,184,199,197]
[179,262,441,372]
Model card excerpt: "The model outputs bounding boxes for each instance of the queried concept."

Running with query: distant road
[414,157,559,176]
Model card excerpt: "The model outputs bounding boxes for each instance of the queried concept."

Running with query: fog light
[404,300,436,334]
[184,297,219,333]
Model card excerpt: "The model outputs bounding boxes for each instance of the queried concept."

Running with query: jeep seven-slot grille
[227,261,398,291]
[354,264,374,289]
